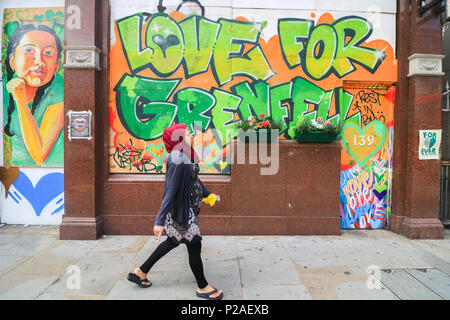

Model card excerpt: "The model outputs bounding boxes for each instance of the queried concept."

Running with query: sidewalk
[0,224,449,300]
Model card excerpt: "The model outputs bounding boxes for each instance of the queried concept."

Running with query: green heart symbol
[45,9,56,22]
[33,14,44,23]
[342,121,387,169]
[146,142,167,166]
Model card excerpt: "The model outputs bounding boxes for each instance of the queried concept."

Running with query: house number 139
[353,135,375,146]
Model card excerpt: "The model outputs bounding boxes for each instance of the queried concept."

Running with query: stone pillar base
[60,216,103,240]
[391,217,444,239]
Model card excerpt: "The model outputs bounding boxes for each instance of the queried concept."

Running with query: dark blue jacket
[155,151,210,226]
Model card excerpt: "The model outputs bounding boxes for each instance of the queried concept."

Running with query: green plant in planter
[234,113,284,142]
[293,117,342,143]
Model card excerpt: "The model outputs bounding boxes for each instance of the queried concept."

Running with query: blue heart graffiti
[8,171,64,217]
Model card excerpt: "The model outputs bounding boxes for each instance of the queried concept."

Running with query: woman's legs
[186,239,223,299]
[186,240,208,289]
[131,236,222,298]
[139,237,179,274]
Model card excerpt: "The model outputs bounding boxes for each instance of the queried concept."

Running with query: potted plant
[293,117,342,143]
[234,113,284,142]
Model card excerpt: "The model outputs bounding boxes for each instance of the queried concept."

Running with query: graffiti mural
[109,8,397,229]
[339,84,395,228]
[0,167,64,225]
[1,7,65,226]
[2,7,64,167]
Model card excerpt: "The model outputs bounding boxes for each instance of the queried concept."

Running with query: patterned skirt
[164,207,201,244]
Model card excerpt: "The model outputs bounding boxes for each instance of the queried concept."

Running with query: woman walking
[127,124,223,300]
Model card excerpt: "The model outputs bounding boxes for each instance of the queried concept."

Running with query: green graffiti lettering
[174,88,215,132]
[336,87,360,125]
[278,19,312,68]
[279,17,383,79]
[117,14,154,73]
[269,83,291,132]
[114,74,180,140]
[332,17,383,77]
[316,89,334,122]
[326,89,340,127]
[232,81,270,121]
[290,77,326,128]
[211,89,241,146]
[117,13,184,76]
[213,19,274,86]
[146,14,184,76]
[179,16,220,77]
[305,24,338,80]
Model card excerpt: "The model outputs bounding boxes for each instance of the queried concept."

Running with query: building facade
[0,0,447,240]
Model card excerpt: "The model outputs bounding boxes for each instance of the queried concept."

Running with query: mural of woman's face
[9,30,60,87]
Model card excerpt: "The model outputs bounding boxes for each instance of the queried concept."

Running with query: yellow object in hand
[202,193,218,207]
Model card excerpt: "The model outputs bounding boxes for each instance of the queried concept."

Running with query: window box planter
[294,130,339,143]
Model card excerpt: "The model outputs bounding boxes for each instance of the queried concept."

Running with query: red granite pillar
[390,0,444,239]
[60,0,107,240]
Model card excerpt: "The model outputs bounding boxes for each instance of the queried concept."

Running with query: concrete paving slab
[280,232,438,274]
[2,241,79,278]
[176,259,243,300]
[91,235,148,253]
[37,293,106,300]
[0,234,16,246]
[201,236,239,263]
[236,238,301,285]
[106,271,181,300]
[0,276,58,300]
[335,281,399,300]
[35,292,71,300]
[0,226,449,300]
[0,225,59,236]
[0,255,28,276]
[279,236,359,269]
[408,239,450,275]
[49,240,103,259]
[405,268,450,300]
[43,252,135,296]
[293,265,371,300]
[376,269,443,300]
[413,236,450,265]
[242,284,312,300]
[0,234,56,257]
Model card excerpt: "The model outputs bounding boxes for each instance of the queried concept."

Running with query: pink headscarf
[162,124,199,163]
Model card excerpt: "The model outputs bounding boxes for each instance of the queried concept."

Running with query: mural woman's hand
[153,225,165,242]
[6,78,28,106]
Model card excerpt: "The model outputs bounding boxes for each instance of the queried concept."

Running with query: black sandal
[196,288,223,300]
[127,272,152,288]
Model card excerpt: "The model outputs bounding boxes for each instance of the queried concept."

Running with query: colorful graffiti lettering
[109,10,397,229]
[340,136,393,229]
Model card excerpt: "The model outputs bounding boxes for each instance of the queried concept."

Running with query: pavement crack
[235,237,244,296]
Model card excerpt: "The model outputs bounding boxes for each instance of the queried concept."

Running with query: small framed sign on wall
[419,129,442,160]
[67,110,93,141]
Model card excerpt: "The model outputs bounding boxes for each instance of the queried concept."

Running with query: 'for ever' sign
[419,130,442,160]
